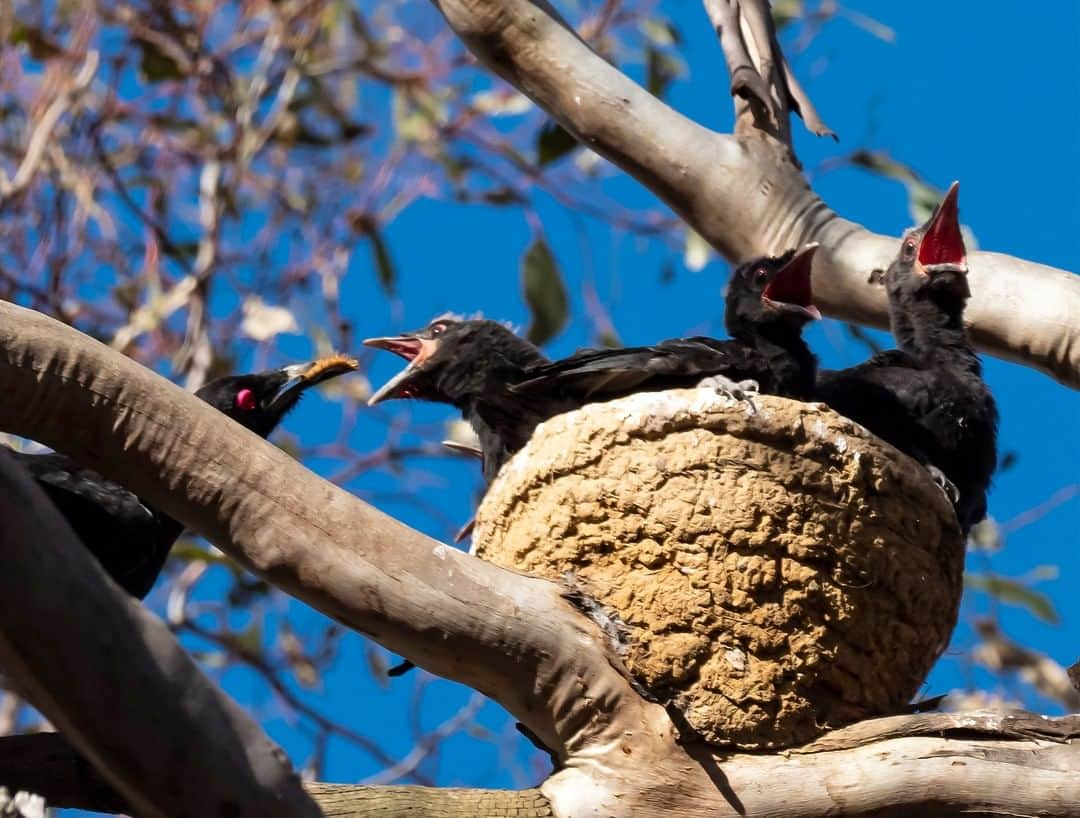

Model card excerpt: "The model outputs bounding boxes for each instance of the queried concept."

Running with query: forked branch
[701,0,835,145]
[2,714,1078,817]
[0,301,646,760]
[430,0,1080,387]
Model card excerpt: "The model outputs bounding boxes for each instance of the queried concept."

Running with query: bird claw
[927,465,959,505]
[697,375,759,413]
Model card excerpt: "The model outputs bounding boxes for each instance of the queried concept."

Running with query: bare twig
[0,51,99,200]
[973,620,1080,711]
[429,0,1080,387]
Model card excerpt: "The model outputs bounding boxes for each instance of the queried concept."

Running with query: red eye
[430,322,447,336]
[235,388,257,411]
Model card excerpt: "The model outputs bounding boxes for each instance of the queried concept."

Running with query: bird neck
[747,322,818,397]
[905,296,981,374]
[436,345,547,415]
[888,294,917,354]
[742,320,806,353]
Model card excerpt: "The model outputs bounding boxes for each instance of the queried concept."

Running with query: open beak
[269,354,359,411]
[917,182,969,296]
[363,334,440,405]
[762,243,822,321]
[918,182,967,274]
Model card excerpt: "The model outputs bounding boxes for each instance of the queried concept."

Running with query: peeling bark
[429,0,1080,387]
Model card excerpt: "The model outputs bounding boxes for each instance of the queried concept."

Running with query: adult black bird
[364,316,565,484]
[510,243,822,404]
[816,183,998,534]
[5,356,357,599]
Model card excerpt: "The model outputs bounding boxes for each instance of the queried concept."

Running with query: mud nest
[472,389,964,749]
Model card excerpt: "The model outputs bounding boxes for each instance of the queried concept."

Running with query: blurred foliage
[522,235,569,345]
[966,571,1060,626]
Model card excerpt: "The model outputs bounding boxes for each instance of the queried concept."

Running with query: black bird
[364,316,565,483]
[6,356,357,598]
[817,183,998,534]
[510,244,822,404]
[365,247,821,482]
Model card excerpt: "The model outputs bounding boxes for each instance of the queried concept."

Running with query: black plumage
[365,246,821,487]
[365,317,565,483]
[816,183,998,534]
[510,244,821,403]
[6,357,357,598]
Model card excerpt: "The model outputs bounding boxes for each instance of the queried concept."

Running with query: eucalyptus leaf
[537,121,578,167]
[966,573,1061,625]
[522,237,568,346]
[370,229,396,295]
[135,36,185,83]
[684,228,712,272]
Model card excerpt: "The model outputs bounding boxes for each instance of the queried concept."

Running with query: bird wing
[4,447,173,597]
[8,449,156,525]
[512,339,760,401]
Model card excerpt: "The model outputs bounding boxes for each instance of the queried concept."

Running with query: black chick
[5,356,357,598]
[364,316,567,483]
[510,244,821,404]
[817,183,998,534]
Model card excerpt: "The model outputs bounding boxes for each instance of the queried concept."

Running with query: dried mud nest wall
[472,390,964,749]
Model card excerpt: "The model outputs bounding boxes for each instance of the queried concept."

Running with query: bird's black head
[887,181,969,314]
[364,315,546,408]
[195,355,358,438]
[724,244,821,340]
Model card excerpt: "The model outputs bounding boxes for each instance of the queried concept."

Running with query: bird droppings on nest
[473,388,964,750]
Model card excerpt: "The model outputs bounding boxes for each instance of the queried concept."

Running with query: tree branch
[3,714,1077,818]
[0,449,321,818]
[0,733,554,816]
[2,304,1078,816]
[429,0,1080,387]
[0,301,647,759]
[0,51,99,201]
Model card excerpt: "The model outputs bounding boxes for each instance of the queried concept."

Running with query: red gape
[918,184,965,267]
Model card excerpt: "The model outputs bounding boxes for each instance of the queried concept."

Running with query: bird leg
[696,374,759,413]
[926,465,960,506]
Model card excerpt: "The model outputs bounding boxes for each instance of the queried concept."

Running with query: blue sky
[62,2,1079,811]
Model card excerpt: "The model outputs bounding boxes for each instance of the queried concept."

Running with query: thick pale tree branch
[430,0,1080,388]
[2,714,1078,818]
[0,449,321,818]
[0,301,647,761]
[0,734,554,817]
[3,301,1078,816]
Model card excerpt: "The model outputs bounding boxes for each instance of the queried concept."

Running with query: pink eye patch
[235,388,257,410]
